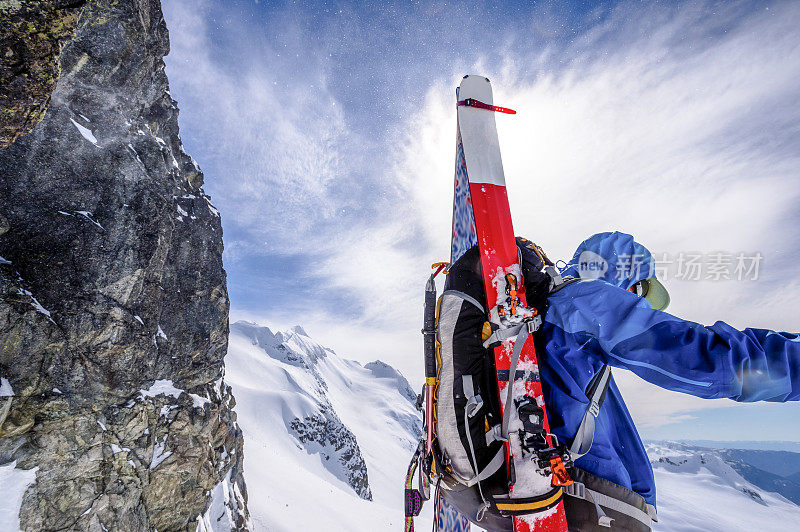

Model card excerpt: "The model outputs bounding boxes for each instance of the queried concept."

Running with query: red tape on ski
[457,98,517,115]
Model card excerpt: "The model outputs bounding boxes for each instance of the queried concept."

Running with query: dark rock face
[290,406,373,502]
[0,0,87,149]
[0,0,249,530]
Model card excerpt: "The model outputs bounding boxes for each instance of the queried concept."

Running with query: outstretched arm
[546,280,800,402]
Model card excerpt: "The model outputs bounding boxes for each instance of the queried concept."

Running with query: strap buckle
[549,456,573,487]
[563,480,586,499]
[482,316,541,349]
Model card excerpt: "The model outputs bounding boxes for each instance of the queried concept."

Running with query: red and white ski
[450,75,569,532]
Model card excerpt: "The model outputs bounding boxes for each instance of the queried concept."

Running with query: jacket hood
[561,231,656,290]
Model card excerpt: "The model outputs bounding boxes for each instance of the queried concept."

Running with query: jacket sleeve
[546,280,800,402]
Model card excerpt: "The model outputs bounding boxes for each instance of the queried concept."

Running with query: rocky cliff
[0,1,87,149]
[0,0,249,530]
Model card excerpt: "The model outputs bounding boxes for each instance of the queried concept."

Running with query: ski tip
[461,74,490,83]
[458,75,493,104]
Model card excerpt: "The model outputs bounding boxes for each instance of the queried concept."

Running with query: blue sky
[162,0,800,440]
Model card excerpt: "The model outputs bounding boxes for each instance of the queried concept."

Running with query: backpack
[406,238,640,531]
[432,238,558,519]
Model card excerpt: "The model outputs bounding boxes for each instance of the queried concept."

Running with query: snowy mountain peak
[226,320,422,530]
[650,442,769,504]
[230,320,279,347]
[231,320,330,369]
[289,325,309,337]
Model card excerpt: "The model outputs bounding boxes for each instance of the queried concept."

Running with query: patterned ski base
[437,498,472,532]
[451,127,478,263]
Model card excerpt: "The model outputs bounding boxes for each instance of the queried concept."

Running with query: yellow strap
[494,488,563,512]
[481,321,492,342]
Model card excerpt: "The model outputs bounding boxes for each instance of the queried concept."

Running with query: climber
[529,231,800,530]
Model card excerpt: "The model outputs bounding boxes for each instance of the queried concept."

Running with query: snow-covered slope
[649,442,800,531]
[225,321,428,531]
[225,321,800,531]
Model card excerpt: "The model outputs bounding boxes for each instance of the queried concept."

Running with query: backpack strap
[569,364,613,460]
[541,263,610,461]
[460,449,505,488]
[481,315,542,348]
[546,265,581,293]
[495,319,541,440]
[460,374,505,490]
[563,480,653,529]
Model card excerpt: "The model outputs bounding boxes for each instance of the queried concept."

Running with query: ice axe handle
[423,275,437,379]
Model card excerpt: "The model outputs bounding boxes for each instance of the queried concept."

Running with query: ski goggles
[628,278,670,311]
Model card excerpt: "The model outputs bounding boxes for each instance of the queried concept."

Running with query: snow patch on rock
[190,393,211,409]
[0,462,38,531]
[0,377,14,397]
[69,118,98,145]
[195,469,250,531]
[15,288,53,321]
[150,437,172,471]
[139,379,183,400]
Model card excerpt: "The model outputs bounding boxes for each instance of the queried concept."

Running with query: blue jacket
[540,232,800,508]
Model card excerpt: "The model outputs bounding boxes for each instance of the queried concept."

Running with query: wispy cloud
[164,0,372,255]
[164,0,800,435]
